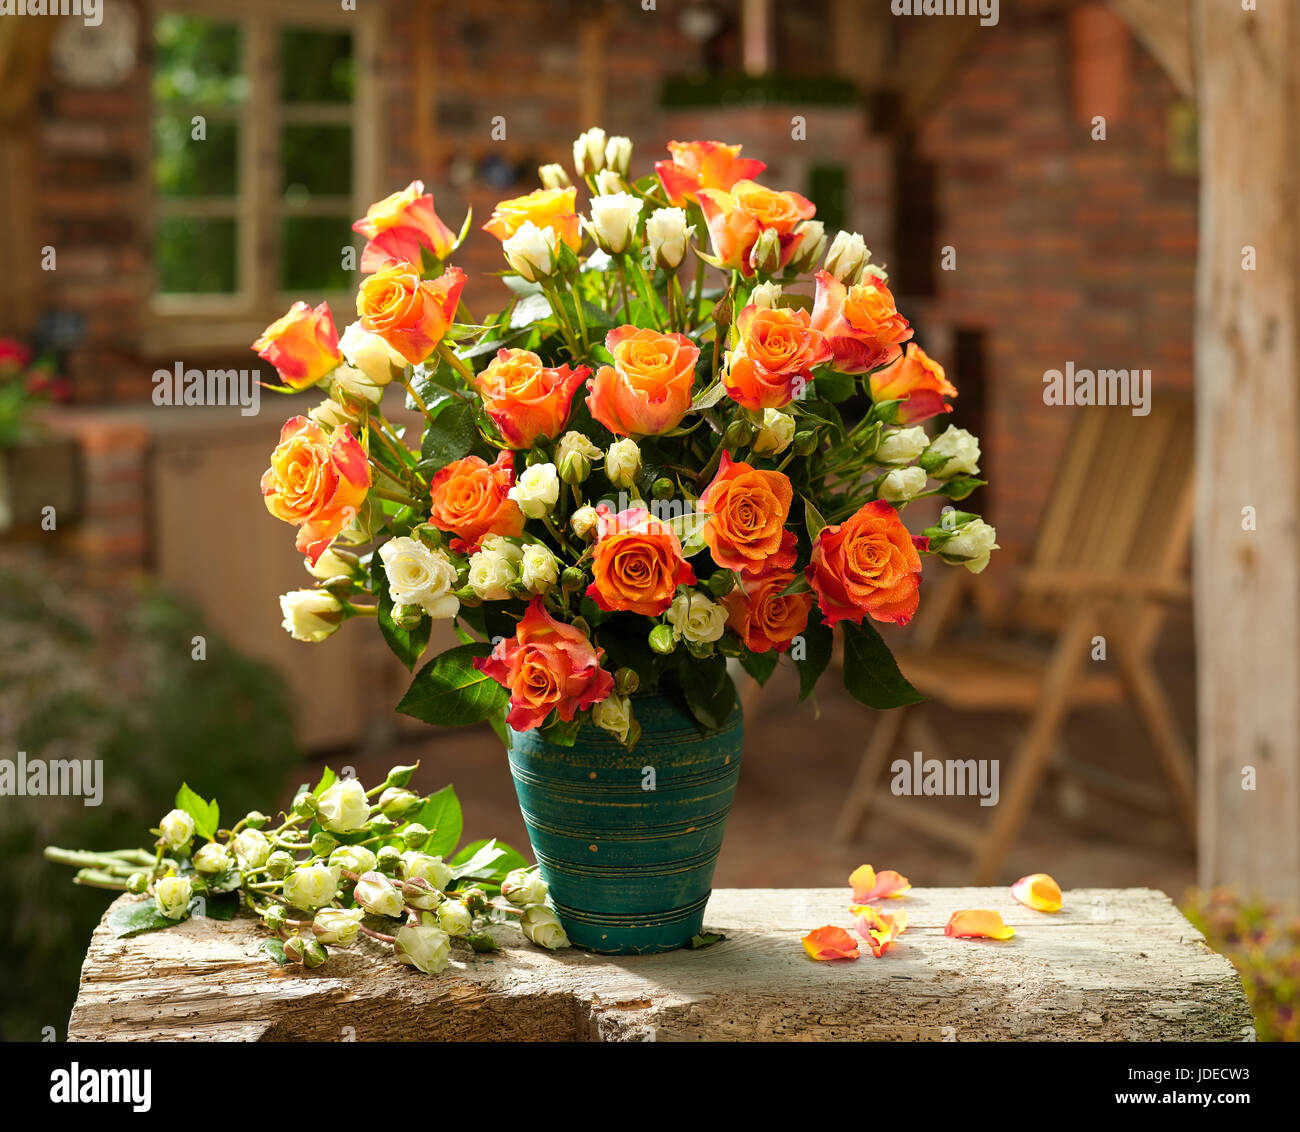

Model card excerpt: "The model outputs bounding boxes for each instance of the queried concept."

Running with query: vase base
[551,890,711,955]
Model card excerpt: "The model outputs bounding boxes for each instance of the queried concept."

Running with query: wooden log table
[68,887,1253,1042]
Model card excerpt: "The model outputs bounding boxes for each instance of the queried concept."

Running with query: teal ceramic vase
[508,693,743,955]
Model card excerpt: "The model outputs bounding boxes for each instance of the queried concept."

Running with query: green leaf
[689,381,728,411]
[802,496,828,543]
[778,573,813,597]
[174,783,219,841]
[937,476,986,501]
[688,931,726,949]
[841,620,924,710]
[377,578,432,672]
[313,766,337,796]
[452,838,529,882]
[467,932,499,953]
[198,892,240,920]
[413,785,463,859]
[396,643,510,727]
[740,650,779,687]
[258,938,290,966]
[795,617,834,702]
[107,899,185,939]
[416,397,477,472]
[812,369,855,403]
[678,654,736,733]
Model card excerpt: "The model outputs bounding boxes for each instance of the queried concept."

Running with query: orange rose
[261,416,369,564]
[697,180,815,275]
[655,140,766,206]
[353,180,458,273]
[357,261,465,365]
[700,451,796,575]
[474,348,589,449]
[482,187,581,251]
[586,505,696,616]
[427,450,524,553]
[723,568,812,654]
[806,501,923,628]
[253,301,342,391]
[811,270,914,375]
[869,344,957,425]
[474,598,615,732]
[585,325,699,437]
[723,305,832,410]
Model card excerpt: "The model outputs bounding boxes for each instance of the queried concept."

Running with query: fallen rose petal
[849,864,912,903]
[853,905,909,957]
[802,924,860,960]
[945,909,1016,940]
[1011,873,1063,913]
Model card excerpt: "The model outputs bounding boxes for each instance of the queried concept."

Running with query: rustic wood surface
[68,887,1252,1042]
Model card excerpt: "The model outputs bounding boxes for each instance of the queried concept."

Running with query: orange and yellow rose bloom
[353,180,458,274]
[810,269,914,376]
[253,301,342,391]
[697,180,815,275]
[869,344,957,425]
[806,501,923,628]
[474,598,615,732]
[586,505,696,617]
[261,416,370,565]
[700,451,796,575]
[357,262,465,366]
[654,139,767,206]
[585,326,700,437]
[482,187,582,251]
[427,450,524,553]
[474,348,589,450]
[723,568,812,654]
[723,305,832,410]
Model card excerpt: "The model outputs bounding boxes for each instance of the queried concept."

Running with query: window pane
[154,114,239,198]
[280,217,357,293]
[153,16,246,104]
[156,217,238,294]
[280,28,354,103]
[281,124,353,199]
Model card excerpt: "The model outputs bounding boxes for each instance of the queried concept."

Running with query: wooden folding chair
[832,395,1198,884]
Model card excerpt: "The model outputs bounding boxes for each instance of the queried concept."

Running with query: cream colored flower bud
[305,544,360,582]
[331,363,385,408]
[667,591,727,644]
[824,230,870,283]
[750,408,796,456]
[312,907,364,946]
[925,425,981,479]
[594,169,626,196]
[586,192,643,256]
[317,777,370,834]
[520,904,570,950]
[309,396,357,432]
[379,536,459,619]
[604,135,633,176]
[878,465,928,504]
[538,163,571,191]
[436,899,473,938]
[646,207,694,270]
[503,221,556,282]
[329,844,377,874]
[159,808,195,850]
[467,537,523,600]
[279,590,344,643]
[520,543,559,594]
[748,227,782,275]
[792,219,828,272]
[282,863,340,910]
[338,321,406,385]
[402,852,454,890]
[193,842,231,875]
[592,692,632,742]
[501,868,549,907]
[749,281,783,311]
[874,425,929,465]
[571,505,599,539]
[508,461,560,518]
[155,875,193,921]
[354,871,405,918]
[605,438,641,488]
[942,516,999,575]
[394,922,451,974]
[573,127,608,176]
[231,828,271,871]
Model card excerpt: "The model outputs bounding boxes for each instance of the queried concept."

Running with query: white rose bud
[312,907,364,946]
[231,828,271,871]
[586,192,643,256]
[925,425,981,479]
[592,692,632,742]
[605,438,641,488]
[509,462,560,519]
[557,431,602,464]
[520,904,570,950]
[645,207,694,270]
[402,852,454,890]
[942,517,999,575]
[192,842,231,875]
[878,465,928,504]
[748,227,782,275]
[573,126,607,175]
[395,922,451,974]
[503,221,557,282]
[316,778,370,834]
[354,871,406,918]
[330,363,385,409]
[159,808,195,850]
[379,536,459,619]
[571,505,599,540]
[668,590,728,644]
[792,219,828,272]
[309,397,357,432]
[874,425,929,465]
[282,863,340,910]
[520,544,559,594]
[468,539,521,600]
[594,169,626,197]
[501,868,549,907]
[305,544,360,582]
[824,230,869,283]
[279,590,343,643]
[329,844,377,875]
[604,135,633,176]
[436,899,473,938]
[338,321,406,386]
[155,875,193,921]
[750,408,796,456]
[538,162,571,191]
[749,281,783,310]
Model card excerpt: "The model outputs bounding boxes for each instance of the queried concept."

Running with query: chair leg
[834,704,912,842]
[970,610,1095,884]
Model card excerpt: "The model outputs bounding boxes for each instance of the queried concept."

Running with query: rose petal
[850,864,912,904]
[802,925,860,961]
[944,909,1016,940]
[852,905,909,957]
[1010,873,1063,913]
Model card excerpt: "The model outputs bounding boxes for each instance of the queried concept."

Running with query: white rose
[282,863,340,910]
[749,282,783,311]
[379,536,459,619]
[354,871,405,918]
[231,828,271,871]
[329,845,377,874]
[586,193,643,256]
[878,465,928,504]
[520,904,570,950]
[402,852,454,890]
[942,517,999,575]
[874,425,929,465]
[824,230,869,283]
[308,397,357,432]
[594,169,626,197]
[395,922,451,974]
[192,842,231,875]
[316,778,370,833]
[557,431,602,464]
[592,693,632,742]
[509,462,560,518]
[159,808,195,850]
[331,364,386,410]
[279,590,343,643]
[520,544,559,594]
[604,134,633,176]
[751,408,796,456]
[503,221,556,282]
[645,207,694,270]
[305,544,359,582]
[155,876,193,921]
[501,868,549,907]
[605,439,641,488]
[792,219,828,271]
[573,126,607,175]
[538,162,570,191]
[925,425,981,479]
[571,505,599,540]
[312,907,364,946]
[436,899,473,938]
[468,540,521,600]
[339,321,405,386]
[668,591,727,644]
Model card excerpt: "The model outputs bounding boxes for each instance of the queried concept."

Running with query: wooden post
[1192,0,1300,909]
[740,0,772,77]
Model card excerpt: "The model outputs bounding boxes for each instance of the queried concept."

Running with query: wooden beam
[741,0,773,77]
[1108,0,1195,99]
[1192,0,1300,909]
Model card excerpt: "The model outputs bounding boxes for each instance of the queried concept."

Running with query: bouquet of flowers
[0,337,69,448]
[254,130,998,747]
